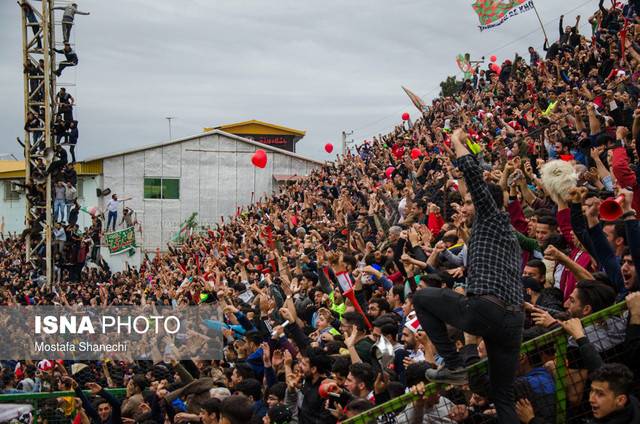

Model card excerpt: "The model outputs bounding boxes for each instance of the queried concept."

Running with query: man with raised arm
[413,128,524,424]
[53,2,90,43]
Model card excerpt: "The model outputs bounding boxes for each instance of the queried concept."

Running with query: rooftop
[0,159,103,180]
[82,128,320,164]
[204,119,306,138]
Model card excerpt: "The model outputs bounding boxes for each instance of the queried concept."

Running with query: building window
[144,178,180,200]
[4,181,20,201]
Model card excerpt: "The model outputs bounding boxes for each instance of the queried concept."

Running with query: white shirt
[53,227,66,241]
[107,199,121,212]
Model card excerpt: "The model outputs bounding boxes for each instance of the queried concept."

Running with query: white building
[0,127,321,251]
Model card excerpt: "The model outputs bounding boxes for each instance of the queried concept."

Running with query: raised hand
[283,349,293,368]
[618,188,635,213]
[86,382,102,395]
[567,187,587,204]
[272,349,284,368]
[451,128,470,158]
[262,342,272,367]
[344,327,358,348]
[374,371,389,394]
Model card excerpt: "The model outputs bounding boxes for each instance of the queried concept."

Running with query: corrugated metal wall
[102,133,318,251]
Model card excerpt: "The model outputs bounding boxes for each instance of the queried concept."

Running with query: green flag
[171,212,198,243]
[472,0,534,31]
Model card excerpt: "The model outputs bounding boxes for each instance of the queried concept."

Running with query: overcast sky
[0,0,597,161]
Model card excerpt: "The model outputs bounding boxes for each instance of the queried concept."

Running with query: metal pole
[43,0,55,285]
[166,117,174,141]
[341,130,353,155]
[20,1,32,264]
[532,2,548,42]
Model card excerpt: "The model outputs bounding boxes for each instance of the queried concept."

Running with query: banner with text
[472,0,535,31]
[104,227,136,255]
[0,305,224,360]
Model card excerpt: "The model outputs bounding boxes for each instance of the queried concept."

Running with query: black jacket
[586,396,640,424]
[298,376,336,424]
[76,387,122,424]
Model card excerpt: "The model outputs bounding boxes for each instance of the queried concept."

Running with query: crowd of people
[3,0,640,423]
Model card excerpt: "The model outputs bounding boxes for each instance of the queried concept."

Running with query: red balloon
[410,148,422,160]
[402,112,410,121]
[385,166,395,179]
[490,55,497,62]
[251,149,267,168]
[324,143,334,153]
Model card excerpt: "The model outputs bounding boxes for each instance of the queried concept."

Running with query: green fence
[343,301,629,424]
[0,388,126,424]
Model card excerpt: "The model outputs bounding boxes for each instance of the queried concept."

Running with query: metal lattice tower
[20,0,56,284]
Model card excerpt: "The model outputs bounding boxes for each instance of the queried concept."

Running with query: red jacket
[611,146,640,212]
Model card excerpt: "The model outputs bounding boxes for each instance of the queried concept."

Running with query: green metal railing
[343,301,629,424]
[0,388,126,424]
[0,302,629,424]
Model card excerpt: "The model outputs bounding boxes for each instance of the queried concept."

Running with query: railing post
[553,335,569,424]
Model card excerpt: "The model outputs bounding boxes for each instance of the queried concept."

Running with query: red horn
[343,288,372,329]
[318,379,340,399]
[599,195,625,221]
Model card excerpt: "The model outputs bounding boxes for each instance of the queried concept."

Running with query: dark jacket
[536,288,564,314]
[76,387,122,424]
[54,47,79,64]
[514,367,556,424]
[298,376,336,424]
[585,396,640,423]
[164,363,214,414]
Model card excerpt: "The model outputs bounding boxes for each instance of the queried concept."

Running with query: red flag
[620,18,629,65]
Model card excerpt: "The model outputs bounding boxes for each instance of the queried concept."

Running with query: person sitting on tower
[53,43,78,77]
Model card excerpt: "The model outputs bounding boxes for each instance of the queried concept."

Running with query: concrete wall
[0,176,100,235]
[0,181,25,235]
[101,133,319,251]
[100,246,142,273]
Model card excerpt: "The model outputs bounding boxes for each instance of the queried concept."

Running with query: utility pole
[341,130,353,155]
[166,116,175,141]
